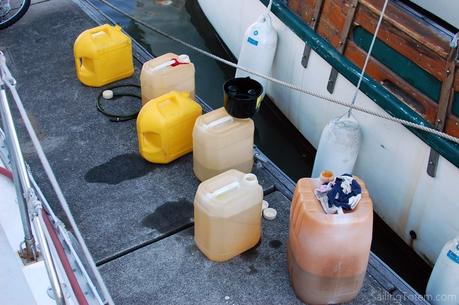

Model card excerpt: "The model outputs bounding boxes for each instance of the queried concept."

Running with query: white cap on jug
[151,54,191,72]
[177,54,190,63]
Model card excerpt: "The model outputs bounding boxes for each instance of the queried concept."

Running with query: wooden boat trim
[289,0,459,137]
[301,0,324,67]
[327,0,359,93]
[361,0,451,58]
[427,39,458,176]
[261,0,459,168]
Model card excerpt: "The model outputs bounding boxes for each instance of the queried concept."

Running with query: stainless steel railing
[0,50,115,305]
[0,49,114,305]
[0,77,36,259]
[0,52,67,305]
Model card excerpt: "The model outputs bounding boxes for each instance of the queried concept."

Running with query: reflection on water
[90,0,312,180]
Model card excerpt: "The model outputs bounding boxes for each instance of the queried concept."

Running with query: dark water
[85,153,154,184]
[90,0,430,293]
[141,198,194,233]
[269,239,282,249]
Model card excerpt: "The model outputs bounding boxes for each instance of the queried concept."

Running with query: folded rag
[314,174,362,214]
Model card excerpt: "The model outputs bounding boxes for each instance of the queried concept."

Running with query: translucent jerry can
[192,107,254,181]
[288,178,373,305]
[137,91,202,164]
[74,24,134,87]
[140,53,195,106]
[194,169,263,262]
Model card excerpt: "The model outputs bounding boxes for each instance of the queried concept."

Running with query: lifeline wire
[348,0,389,117]
[0,56,115,305]
[96,0,459,145]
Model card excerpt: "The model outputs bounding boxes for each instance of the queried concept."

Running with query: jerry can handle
[210,181,240,198]
[150,54,191,72]
[88,24,120,38]
[204,115,233,129]
[77,57,94,76]
[156,97,176,110]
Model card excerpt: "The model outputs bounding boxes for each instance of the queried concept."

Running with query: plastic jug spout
[175,54,191,64]
[150,54,191,72]
[242,173,258,186]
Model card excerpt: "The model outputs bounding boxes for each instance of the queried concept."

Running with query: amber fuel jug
[137,91,202,164]
[192,107,254,181]
[74,24,134,87]
[140,53,195,106]
[288,178,373,305]
[194,169,263,262]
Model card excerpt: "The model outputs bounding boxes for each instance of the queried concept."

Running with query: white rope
[348,0,389,117]
[267,0,273,12]
[98,0,459,145]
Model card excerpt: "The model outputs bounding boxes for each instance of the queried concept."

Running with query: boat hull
[198,0,459,265]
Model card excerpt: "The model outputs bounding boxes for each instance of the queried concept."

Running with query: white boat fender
[235,9,278,100]
[426,237,459,305]
[312,114,361,178]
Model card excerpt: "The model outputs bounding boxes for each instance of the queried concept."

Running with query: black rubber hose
[96,84,141,122]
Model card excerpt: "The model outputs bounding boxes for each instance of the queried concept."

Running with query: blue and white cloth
[314,174,362,214]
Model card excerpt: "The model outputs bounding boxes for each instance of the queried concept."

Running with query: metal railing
[0,52,67,305]
[0,74,36,260]
[0,51,113,305]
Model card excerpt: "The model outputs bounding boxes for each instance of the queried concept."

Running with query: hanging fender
[236,13,278,100]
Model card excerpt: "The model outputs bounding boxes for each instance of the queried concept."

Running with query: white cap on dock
[262,200,269,210]
[263,207,277,220]
[102,90,114,100]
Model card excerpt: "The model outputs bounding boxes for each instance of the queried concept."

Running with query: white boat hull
[0,167,58,305]
[198,0,459,265]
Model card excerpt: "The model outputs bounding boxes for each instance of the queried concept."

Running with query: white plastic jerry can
[236,13,278,99]
[140,53,195,106]
[192,107,254,181]
[194,169,263,262]
[426,238,459,305]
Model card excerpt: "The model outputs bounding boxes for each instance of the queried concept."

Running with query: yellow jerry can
[74,24,134,87]
[137,91,202,164]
